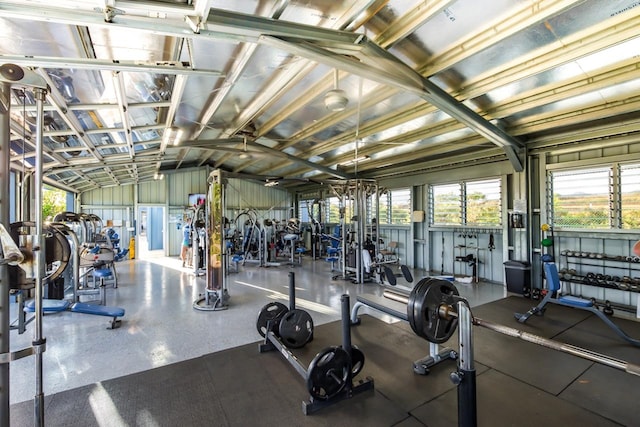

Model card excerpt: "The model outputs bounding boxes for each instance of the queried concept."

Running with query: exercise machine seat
[70,302,125,318]
[558,295,593,308]
[25,299,70,313]
[93,268,113,279]
[543,262,592,307]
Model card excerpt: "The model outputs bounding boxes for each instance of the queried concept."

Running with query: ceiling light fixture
[238,137,252,160]
[264,180,279,187]
[324,69,348,112]
[162,126,183,147]
[340,155,370,166]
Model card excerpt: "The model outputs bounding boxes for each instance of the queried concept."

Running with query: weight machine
[193,170,230,311]
[184,203,206,276]
[305,199,325,260]
[328,180,381,284]
[0,65,49,426]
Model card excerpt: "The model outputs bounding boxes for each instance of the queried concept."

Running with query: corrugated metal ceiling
[1,0,639,192]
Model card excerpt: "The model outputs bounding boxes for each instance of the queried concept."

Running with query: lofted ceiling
[1,0,640,193]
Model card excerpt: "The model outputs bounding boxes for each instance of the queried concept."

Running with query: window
[553,163,640,230]
[431,183,462,225]
[621,164,640,229]
[430,178,501,226]
[549,168,611,229]
[466,179,501,226]
[298,199,312,223]
[379,188,411,225]
[326,197,342,223]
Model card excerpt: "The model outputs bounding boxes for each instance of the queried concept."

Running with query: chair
[515,262,640,346]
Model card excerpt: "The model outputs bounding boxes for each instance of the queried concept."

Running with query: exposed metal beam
[262,35,525,172]
[0,4,364,46]
[112,71,134,161]
[179,138,352,180]
[0,54,222,77]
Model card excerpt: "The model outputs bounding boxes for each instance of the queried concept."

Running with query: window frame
[548,162,640,231]
[430,178,502,227]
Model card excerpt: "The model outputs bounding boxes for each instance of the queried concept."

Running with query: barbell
[387,278,640,377]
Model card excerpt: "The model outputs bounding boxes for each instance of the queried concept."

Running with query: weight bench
[71,302,124,329]
[515,262,640,346]
[25,299,125,330]
[351,292,457,374]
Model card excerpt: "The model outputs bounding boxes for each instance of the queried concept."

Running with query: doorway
[137,206,165,259]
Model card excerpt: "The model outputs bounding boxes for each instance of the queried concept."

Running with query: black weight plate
[349,346,365,377]
[411,280,433,342]
[278,308,314,348]
[256,302,289,337]
[307,346,350,401]
[408,278,433,335]
[409,279,459,344]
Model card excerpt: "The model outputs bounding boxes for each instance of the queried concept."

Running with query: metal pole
[456,301,477,427]
[341,294,352,355]
[32,87,46,427]
[265,331,308,379]
[0,81,11,427]
[474,317,640,376]
[288,271,296,310]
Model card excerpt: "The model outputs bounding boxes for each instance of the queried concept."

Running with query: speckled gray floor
[8,255,506,405]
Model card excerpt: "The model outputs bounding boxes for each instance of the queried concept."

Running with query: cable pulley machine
[0,62,50,427]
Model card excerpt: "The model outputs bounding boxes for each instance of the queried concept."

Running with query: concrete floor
[8,256,507,405]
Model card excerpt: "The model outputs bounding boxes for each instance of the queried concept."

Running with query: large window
[620,164,640,229]
[430,178,501,226]
[466,179,502,226]
[550,163,640,230]
[379,188,411,225]
[431,183,461,225]
[549,168,610,229]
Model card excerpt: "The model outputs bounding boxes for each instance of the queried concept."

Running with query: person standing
[181,217,192,267]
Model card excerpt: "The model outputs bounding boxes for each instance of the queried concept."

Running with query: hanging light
[324,69,348,112]
[238,137,252,159]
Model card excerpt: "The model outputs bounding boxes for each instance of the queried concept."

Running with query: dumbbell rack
[258,290,374,414]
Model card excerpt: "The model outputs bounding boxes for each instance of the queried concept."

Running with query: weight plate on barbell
[408,278,459,344]
[278,308,314,349]
[256,302,289,337]
[407,278,433,336]
[307,346,350,401]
